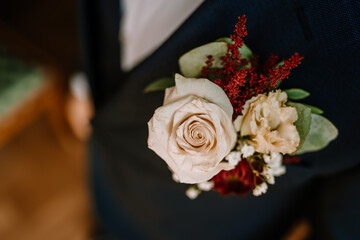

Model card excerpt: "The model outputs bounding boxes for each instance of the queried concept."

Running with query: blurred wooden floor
[0,114,93,240]
[0,1,93,237]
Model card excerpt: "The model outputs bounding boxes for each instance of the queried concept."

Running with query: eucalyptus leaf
[216,38,253,62]
[303,104,324,114]
[179,42,228,78]
[216,37,234,45]
[275,80,282,88]
[238,44,253,62]
[276,61,284,68]
[296,114,338,154]
[144,77,175,93]
[286,102,312,151]
[274,61,285,88]
[284,88,310,100]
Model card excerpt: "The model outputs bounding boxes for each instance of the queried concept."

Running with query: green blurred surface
[0,48,44,117]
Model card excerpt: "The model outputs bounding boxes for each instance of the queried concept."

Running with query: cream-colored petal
[163,86,176,105]
[164,74,233,118]
[233,115,243,132]
[238,90,300,154]
[202,101,236,150]
[149,96,195,152]
[174,160,234,184]
[280,106,298,123]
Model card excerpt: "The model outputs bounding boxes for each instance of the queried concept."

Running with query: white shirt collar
[120,0,204,71]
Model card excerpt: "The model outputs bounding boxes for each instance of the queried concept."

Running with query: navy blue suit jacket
[80,0,360,239]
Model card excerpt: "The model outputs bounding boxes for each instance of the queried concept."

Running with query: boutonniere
[145,16,338,199]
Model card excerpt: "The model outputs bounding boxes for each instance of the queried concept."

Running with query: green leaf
[216,38,253,62]
[296,114,338,154]
[179,42,228,78]
[276,61,284,68]
[302,104,324,114]
[286,102,312,151]
[144,77,175,93]
[238,44,253,62]
[179,40,254,78]
[275,80,282,88]
[274,62,285,88]
[215,37,234,45]
[284,88,310,100]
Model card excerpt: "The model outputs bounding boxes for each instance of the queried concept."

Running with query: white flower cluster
[185,180,214,199]
[224,141,286,197]
[263,152,286,184]
[225,151,241,166]
[252,152,286,196]
[185,187,200,200]
[253,182,268,196]
[225,143,255,167]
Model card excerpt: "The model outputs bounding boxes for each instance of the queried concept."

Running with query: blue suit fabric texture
[80,0,360,239]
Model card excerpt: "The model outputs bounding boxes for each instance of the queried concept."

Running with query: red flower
[201,15,303,118]
[212,159,258,195]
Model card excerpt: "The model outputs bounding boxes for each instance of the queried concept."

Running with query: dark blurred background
[0,0,80,73]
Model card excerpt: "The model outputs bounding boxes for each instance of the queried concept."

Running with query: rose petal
[164,74,233,118]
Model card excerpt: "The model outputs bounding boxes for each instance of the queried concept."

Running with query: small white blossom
[270,165,286,176]
[272,152,282,163]
[253,182,268,196]
[264,152,282,165]
[264,152,286,177]
[197,181,214,191]
[225,151,242,166]
[261,152,286,185]
[241,144,255,158]
[172,173,180,182]
[186,187,201,200]
[267,175,275,185]
[262,168,275,184]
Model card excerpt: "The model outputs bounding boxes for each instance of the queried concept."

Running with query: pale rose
[148,74,236,184]
[234,90,300,154]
